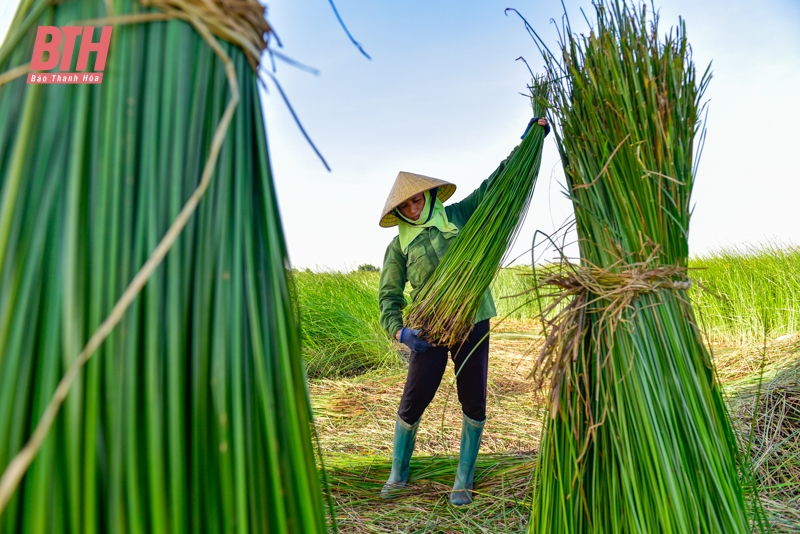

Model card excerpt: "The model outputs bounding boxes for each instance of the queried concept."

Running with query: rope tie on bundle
[138,0,272,69]
[525,254,694,470]
[531,257,692,418]
[542,264,691,295]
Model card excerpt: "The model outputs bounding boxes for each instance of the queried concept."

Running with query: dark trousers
[397,319,490,425]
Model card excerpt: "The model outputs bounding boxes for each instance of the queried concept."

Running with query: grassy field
[298,246,800,532]
[691,244,800,344]
[294,270,400,378]
[296,244,800,379]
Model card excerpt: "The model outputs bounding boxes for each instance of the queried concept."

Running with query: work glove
[399,327,433,353]
[521,117,550,139]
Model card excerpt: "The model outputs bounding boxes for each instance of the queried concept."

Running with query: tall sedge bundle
[405,80,549,347]
[528,3,764,532]
[0,0,328,532]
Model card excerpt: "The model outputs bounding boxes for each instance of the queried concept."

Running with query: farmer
[378,117,549,505]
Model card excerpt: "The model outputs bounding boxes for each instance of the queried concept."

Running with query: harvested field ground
[309,320,800,533]
[310,319,546,458]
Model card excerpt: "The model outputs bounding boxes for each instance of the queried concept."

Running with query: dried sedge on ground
[325,453,536,534]
[0,0,328,532]
[727,359,800,532]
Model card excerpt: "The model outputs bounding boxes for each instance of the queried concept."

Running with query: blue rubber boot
[450,414,485,506]
[381,415,420,499]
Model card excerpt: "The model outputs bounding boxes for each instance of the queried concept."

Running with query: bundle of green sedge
[405,79,549,348]
[0,0,329,532]
[525,2,766,532]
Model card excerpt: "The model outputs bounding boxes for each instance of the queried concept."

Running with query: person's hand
[397,327,433,353]
[521,117,550,139]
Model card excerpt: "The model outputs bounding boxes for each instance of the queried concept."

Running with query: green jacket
[378,147,518,339]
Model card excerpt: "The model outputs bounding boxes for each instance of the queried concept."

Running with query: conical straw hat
[379,172,456,227]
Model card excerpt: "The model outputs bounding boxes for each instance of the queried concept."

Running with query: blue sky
[2,1,799,270]
[259,0,800,270]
